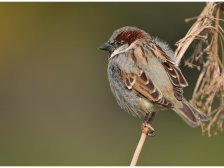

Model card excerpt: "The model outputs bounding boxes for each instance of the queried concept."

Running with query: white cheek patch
[109,44,129,59]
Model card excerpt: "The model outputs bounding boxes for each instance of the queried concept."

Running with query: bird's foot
[141,122,155,137]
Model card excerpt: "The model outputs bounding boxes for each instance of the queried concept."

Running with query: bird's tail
[174,99,208,128]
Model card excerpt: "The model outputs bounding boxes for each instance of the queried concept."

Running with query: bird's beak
[99,42,111,52]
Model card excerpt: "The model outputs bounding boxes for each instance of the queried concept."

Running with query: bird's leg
[141,112,156,136]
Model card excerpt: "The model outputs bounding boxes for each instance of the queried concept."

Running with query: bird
[99,26,208,131]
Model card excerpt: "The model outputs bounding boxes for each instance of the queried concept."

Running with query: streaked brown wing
[121,70,174,108]
[148,42,188,101]
[115,42,174,107]
[115,39,188,106]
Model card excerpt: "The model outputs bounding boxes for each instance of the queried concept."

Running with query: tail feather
[174,100,208,128]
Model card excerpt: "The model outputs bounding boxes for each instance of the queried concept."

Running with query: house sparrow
[100,26,208,129]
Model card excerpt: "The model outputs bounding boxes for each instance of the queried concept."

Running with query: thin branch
[130,127,150,166]
[130,113,155,166]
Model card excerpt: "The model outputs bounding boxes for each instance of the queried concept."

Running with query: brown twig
[130,127,151,166]
[130,113,155,166]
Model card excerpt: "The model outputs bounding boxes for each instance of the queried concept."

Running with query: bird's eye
[115,40,124,46]
[116,41,121,45]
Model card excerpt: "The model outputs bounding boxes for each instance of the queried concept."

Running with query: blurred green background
[0,2,223,166]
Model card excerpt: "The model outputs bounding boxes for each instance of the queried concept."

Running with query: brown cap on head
[99,26,149,54]
[112,26,149,45]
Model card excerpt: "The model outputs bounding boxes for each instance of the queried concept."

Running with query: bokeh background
[0,2,223,166]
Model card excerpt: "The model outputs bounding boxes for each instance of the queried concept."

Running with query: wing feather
[121,70,174,108]
[149,42,188,101]
[115,39,188,106]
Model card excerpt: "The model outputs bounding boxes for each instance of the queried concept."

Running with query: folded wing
[115,39,188,108]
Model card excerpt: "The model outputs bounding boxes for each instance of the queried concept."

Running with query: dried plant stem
[175,2,224,136]
[175,2,215,64]
[130,113,155,166]
[130,127,150,166]
[213,5,220,56]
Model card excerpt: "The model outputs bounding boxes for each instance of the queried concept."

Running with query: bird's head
[99,26,149,55]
